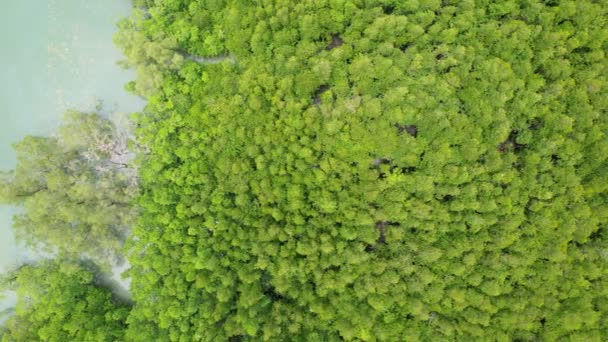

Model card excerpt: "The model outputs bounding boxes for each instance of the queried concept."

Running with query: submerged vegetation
[2,0,608,341]
[0,111,137,265]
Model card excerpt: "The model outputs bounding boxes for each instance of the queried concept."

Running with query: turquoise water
[0,0,141,312]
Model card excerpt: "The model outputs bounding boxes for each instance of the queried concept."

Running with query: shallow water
[0,0,142,313]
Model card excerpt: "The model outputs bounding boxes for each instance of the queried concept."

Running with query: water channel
[0,0,143,314]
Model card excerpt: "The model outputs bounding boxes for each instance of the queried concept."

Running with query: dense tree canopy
[2,0,607,341]
[0,260,129,341]
[0,111,137,265]
[115,0,608,341]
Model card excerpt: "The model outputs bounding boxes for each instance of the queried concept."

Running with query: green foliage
[118,0,608,340]
[0,260,129,342]
[0,111,137,265]
[114,11,185,97]
[2,0,604,341]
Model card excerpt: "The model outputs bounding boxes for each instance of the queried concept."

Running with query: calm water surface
[0,0,142,312]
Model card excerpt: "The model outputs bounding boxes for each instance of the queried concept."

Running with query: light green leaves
[117,0,608,340]
[1,112,136,267]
